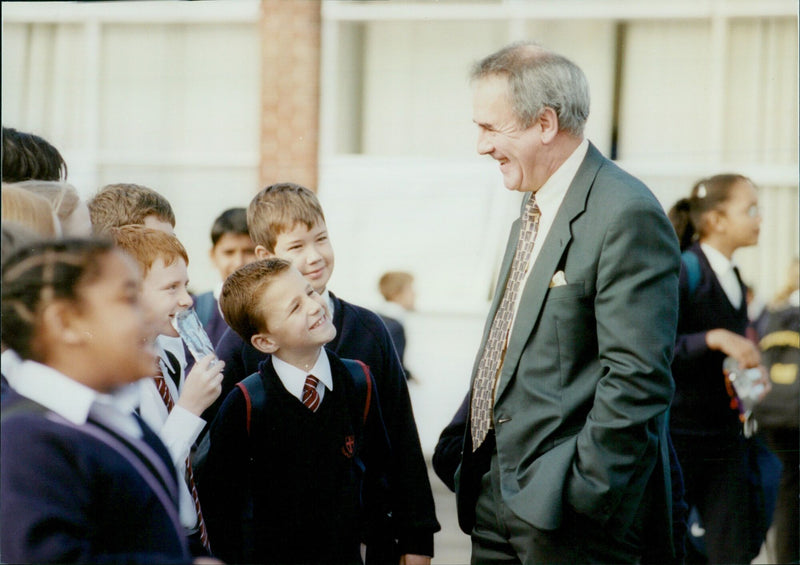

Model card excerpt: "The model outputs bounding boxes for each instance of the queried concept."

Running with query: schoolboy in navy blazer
[213,182,438,561]
[215,291,437,556]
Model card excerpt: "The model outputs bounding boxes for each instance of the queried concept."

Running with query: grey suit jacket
[456,143,680,546]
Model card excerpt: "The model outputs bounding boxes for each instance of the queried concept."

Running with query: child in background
[109,225,224,556]
[88,183,176,235]
[668,173,769,564]
[377,271,416,380]
[2,184,60,237]
[214,182,438,564]
[15,180,93,237]
[0,239,191,563]
[201,259,394,564]
[194,208,256,346]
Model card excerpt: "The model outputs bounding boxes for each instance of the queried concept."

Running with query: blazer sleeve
[1,416,190,565]
[565,196,680,523]
[195,389,250,564]
[432,393,469,493]
[672,264,712,368]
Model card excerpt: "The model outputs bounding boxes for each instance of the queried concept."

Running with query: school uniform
[670,242,755,564]
[0,349,22,401]
[214,290,439,556]
[1,361,190,564]
[138,336,207,535]
[198,350,389,564]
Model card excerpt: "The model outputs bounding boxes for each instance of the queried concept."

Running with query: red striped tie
[302,374,321,412]
[153,374,211,553]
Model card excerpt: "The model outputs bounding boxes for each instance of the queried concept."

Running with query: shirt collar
[272,349,334,399]
[1,348,23,382]
[700,242,737,278]
[8,360,139,426]
[533,138,589,217]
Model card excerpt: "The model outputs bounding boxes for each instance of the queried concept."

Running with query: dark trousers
[763,428,799,564]
[471,452,646,564]
[672,431,754,565]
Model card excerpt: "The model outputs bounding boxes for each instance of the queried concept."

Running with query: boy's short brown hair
[88,183,176,234]
[379,271,414,301]
[107,224,188,277]
[219,258,291,342]
[246,182,325,252]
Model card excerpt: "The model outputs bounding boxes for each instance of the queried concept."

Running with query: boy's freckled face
[259,268,337,353]
[210,233,256,281]
[271,220,335,294]
[140,256,193,338]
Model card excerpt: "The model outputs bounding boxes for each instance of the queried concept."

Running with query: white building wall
[3,1,798,452]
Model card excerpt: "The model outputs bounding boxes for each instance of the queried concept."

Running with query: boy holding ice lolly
[108,225,224,557]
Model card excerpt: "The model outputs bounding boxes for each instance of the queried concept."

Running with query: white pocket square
[549,270,568,288]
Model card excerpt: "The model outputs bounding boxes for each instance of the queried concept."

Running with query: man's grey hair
[471,41,590,137]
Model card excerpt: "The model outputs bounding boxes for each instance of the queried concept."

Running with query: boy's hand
[176,354,224,416]
[400,554,431,565]
[706,328,761,368]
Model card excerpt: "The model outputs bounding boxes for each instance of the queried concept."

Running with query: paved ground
[425,461,774,565]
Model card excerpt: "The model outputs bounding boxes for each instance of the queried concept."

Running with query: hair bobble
[696,184,708,199]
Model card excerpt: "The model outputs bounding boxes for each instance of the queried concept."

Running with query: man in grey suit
[456,42,681,563]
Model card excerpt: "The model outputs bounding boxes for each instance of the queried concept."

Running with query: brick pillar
[259,0,321,191]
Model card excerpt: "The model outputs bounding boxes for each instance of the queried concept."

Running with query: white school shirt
[509,138,589,330]
[6,360,142,440]
[700,243,743,309]
[272,350,334,404]
[137,335,205,531]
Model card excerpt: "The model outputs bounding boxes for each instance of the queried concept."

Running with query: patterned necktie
[302,374,321,412]
[471,197,541,450]
[153,371,211,553]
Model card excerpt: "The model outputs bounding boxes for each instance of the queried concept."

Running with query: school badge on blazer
[341,435,355,458]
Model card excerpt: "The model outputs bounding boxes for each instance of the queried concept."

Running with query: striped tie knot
[302,374,321,412]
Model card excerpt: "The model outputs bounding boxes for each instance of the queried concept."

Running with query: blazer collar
[492,142,605,402]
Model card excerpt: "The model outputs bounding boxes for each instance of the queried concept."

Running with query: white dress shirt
[5,359,142,440]
[510,138,589,329]
[700,243,743,309]
[272,349,333,404]
[137,336,205,531]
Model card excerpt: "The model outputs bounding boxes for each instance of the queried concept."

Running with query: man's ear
[41,301,85,346]
[251,332,278,354]
[254,245,273,260]
[538,106,559,144]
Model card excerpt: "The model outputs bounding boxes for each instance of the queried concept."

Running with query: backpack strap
[236,372,267,437]
[341,358,372,426]
[681,250,702,296]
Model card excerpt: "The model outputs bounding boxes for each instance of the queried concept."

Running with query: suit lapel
[493,143,605,402]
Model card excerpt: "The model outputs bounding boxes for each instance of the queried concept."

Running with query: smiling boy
[108,225,224,555]
[213,182,438,563]
[200,258,391,564]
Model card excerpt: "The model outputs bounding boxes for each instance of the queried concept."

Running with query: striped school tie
[302,374,321,412]
[153,372,211,553]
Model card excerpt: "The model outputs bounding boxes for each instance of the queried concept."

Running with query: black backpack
[753,304,800,430]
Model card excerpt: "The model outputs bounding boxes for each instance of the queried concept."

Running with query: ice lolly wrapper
[172,308,216,363]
